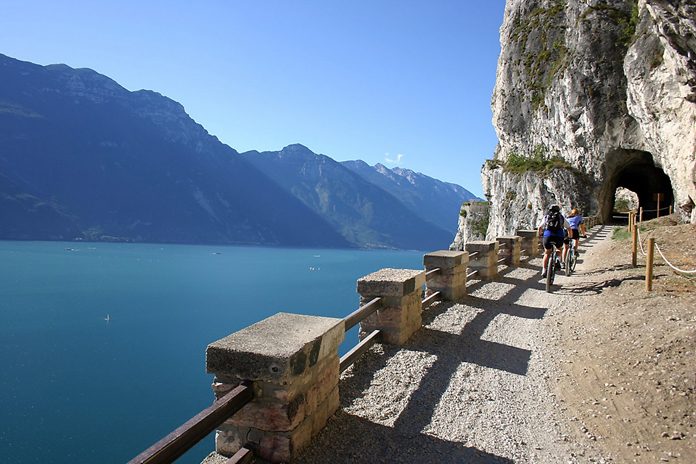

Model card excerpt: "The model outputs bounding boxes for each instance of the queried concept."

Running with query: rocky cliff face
[460,0,696,243]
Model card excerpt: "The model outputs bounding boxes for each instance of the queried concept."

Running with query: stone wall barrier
[206,312,345,463]
[423,250,469,302]
[465,241,500,279]
[515,230,539,258]
[496,236,522,266]
[356,268,425,345]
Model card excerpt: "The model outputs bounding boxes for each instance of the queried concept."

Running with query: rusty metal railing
[131,247,492,462]
[128,384,253,464]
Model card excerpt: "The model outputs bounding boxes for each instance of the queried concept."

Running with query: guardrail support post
[423,250,469,302]
[206,313,345,463]
[497,236,522,265]
[465,241,500,279]
[516,230,540,258]
[357,268,425,345]
[646,238,655,291]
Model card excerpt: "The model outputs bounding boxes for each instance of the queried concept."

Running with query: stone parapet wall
[206,313,344,463]
[198,239,535,463]
[516,230,540,258]
[465,241,500,279]
[357,268,425,345]
[496,236,521,266]
[423,250,469,302]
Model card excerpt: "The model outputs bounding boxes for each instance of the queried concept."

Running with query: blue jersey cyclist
[564,208,585,257]
[537,204,572,278]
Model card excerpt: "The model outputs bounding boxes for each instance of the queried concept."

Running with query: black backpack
[546,211,562,232]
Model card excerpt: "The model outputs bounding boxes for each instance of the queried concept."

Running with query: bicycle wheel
[565,248,572,276]
[571,249,578,272]
[546,251,554,292]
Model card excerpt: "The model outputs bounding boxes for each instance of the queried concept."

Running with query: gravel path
[294,227,615,464]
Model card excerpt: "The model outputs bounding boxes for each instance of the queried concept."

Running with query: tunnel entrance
[601,149,674,222]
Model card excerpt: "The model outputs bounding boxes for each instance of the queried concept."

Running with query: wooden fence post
[639,207,643,223]
[631,224,638,267]
[646,238,655,291]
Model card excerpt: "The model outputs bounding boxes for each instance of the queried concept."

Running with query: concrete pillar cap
[206,312,344,382]
[357,268,425,297]
[424,250,468,269]
[465,241,498,252]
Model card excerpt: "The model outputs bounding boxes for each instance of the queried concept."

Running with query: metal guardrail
[226,447,255,464]
[130,247,499,462]
[425,267,441,278]
[343,297,382,331]
[128,384,253,464]
[339,329,381,372]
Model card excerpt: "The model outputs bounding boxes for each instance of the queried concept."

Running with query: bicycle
[564,238,578,276]
[546,243,562,293]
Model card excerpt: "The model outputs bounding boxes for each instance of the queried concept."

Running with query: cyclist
[538,204,572,278]
[564,208,584,259]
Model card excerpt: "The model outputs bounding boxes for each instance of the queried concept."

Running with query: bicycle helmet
[548,204,560,212]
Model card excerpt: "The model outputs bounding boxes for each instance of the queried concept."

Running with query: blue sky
[1,1,505,196]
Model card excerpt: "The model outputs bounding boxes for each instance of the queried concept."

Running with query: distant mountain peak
[374,163,391,174]
[341,159,479,234]
[281,143,313,154]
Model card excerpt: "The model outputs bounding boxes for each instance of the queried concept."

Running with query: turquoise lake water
[0,241,423,463]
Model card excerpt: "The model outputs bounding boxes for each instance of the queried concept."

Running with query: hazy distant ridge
[243,145,454,250]
[0,53,348,247]
[342,160,479,234]
[0,52,475,249]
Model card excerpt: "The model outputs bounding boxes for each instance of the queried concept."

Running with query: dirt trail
[210,223,695,464]
[296,227,621,463]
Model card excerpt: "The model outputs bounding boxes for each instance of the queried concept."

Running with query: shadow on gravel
[297,409,513,464]
[574,263,635,276]
[554,275,645,295]
[298,231,620,464]
[297,299,518,464]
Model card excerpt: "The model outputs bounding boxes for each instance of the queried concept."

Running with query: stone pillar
[465,241,499,279]
[423,250,469,302]
[516,230,540,258]
[356,268,425,345]
[497,236,521,266]
[206,312,345,463]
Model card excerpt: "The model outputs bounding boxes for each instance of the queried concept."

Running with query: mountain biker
[565,208,584,257]
[538,204,572,278]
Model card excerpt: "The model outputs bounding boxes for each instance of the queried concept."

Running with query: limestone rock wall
[464,0,696,244]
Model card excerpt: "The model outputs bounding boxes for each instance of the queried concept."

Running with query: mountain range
[0,53,477,250]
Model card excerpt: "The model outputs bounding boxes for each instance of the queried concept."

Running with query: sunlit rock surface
[458,0,696,244]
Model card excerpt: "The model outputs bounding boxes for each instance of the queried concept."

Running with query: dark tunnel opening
[602,150,674,222]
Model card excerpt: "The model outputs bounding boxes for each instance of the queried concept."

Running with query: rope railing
[641,205,672,213]
[636,226,647,256]
[632,224,696,291]
[654,243,696,274]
